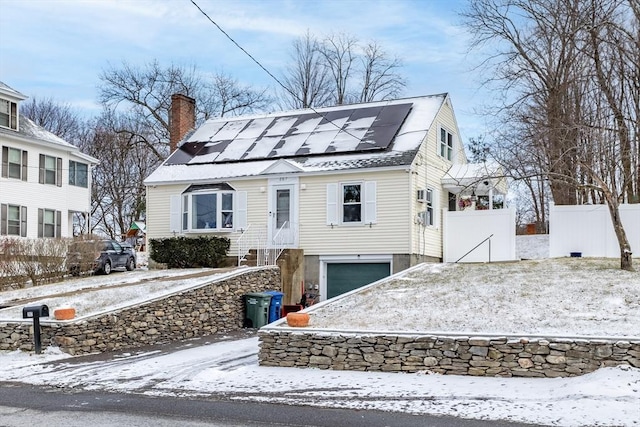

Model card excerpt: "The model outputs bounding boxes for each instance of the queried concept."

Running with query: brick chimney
[169,93,196,153]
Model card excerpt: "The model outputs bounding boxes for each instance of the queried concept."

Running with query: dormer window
[0,99,17,130]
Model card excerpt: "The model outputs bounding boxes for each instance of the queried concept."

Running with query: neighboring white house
[144,94,508,301]
[0,81,98,239]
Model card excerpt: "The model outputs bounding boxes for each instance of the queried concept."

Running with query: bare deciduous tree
[79,110,158,240]
[280,31,332,109]
[99,60,270,160]
[321,32,359,105]
[20,97,82,143]
[463,0,639,270]
[280,31,406,108]
[359,41,406,103]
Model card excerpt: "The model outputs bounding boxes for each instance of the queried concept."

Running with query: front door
[268,183,297,246]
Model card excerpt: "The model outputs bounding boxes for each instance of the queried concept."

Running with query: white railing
[237,224,266,266]
[237,222,298,267]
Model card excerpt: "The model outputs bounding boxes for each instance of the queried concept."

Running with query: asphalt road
[0,383,536,427]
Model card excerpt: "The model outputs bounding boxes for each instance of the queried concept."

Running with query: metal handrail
[455,234,494,263]
[237,221,298,267]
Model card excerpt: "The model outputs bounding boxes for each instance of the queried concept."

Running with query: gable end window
[38,208,61,238]
[1,204,27,237]
[39,154,62,186]
[1,146,28,180]
[0,99,17,130]
[439,126,454,161]
[69,160,88,187]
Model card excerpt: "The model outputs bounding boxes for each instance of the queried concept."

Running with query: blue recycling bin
[265,290,284,323]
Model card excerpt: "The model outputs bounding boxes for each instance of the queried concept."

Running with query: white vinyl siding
[298,171,409,255]
[150,181,262,254]
[407,99,467,259]
[1,142,93,239]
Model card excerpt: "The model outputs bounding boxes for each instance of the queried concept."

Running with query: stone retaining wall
[1,267,280,355]
[258,330,640,377]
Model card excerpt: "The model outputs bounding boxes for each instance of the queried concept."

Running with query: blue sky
[0,0,492,141]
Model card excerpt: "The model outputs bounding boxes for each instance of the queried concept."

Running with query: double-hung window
[327,181,377,226]
[0,204,27,236]
[69,160,88,187]
[419,187,437,227]
[439,126,454,161]
[1,146,27,180]
[39,154,62,186]
[342,183,362,223]
[0,99,17,130]
[38,208,61,238]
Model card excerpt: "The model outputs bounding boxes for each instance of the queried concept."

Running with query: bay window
[182,185,235,231]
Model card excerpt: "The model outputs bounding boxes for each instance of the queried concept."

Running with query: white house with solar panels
[144,94,511,303]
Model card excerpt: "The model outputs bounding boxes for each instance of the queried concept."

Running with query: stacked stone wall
[0,267,280,355]
[258,330,640,377]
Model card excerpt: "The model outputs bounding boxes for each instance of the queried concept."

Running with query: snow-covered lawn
[305,257,640,337]
[1,239,639,426]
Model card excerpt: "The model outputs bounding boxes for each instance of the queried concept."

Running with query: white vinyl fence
[443,208,517,263]
[549,203,640,258]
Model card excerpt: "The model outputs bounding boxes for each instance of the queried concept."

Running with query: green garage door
[326,263,391,299]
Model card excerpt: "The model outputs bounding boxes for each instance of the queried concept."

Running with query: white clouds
[0,0,489,141]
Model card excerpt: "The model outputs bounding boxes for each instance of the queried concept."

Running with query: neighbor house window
[39,154,62,186]
[182,190,234,231]
[1,146,27,180]
[342,183,362,223]
[69,160,88,187]
[0,204,27,236]
[38,208,61,238]
[439,127,453,161]
[0,99,17,130]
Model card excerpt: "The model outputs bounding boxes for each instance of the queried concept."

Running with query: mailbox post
[22,305,49,354]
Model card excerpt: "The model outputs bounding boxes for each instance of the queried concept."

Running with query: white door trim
[318,254,393,302]
[267,177,299,247]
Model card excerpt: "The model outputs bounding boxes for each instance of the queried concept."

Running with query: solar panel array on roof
[165,103,412,165]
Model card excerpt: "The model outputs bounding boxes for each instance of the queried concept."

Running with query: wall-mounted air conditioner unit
[417,189,432,203]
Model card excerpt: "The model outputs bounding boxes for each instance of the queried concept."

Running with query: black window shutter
[0,204,6,235]
[38,208,43,238]
[22,150,28,181]
[39,154,44,184]
[56,157,62,187]
[21,206,27,237]
[1,146,7,178]
[56,210,62,237]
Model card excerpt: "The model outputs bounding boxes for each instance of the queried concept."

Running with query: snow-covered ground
[1,237,639,426]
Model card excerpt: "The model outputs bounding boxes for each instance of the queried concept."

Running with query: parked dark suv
[68,239,136,275]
